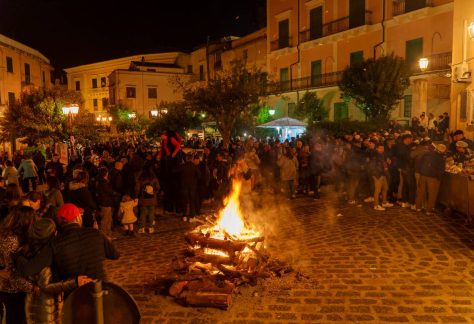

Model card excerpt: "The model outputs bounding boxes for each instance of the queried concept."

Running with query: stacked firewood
[159,218,293,309]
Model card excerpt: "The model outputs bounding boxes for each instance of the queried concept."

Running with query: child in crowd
[119,194,138,236]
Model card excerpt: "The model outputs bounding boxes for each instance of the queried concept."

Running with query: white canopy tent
[257,117,307,139]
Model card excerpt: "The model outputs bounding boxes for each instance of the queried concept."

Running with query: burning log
[162,180,294,310]
[185,292,232,309]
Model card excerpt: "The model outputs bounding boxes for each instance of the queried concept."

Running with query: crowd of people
[0,116,473,322]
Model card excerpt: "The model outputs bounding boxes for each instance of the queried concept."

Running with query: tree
[146,102,200,139]
[0,87,83,146]
[338,53,410,122]
[177,60,269,146]
[294,91,327,127]
[109,104,149,133]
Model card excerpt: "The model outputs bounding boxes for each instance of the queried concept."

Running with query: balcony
[271,71,343,93]
[270,37,292,52]
[412,52,452,74]
[393,0,433,17]
[300,11,372,43]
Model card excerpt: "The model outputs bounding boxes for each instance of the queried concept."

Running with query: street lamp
[418,58,429,72]
[269,109,275,116]
[150,110,159,118]
[62,104,79,130]
[128,112,136,119]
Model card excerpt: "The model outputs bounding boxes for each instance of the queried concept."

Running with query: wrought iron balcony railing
[300,11,372,43]
[270,71,343,93]
[393,0,433,17]
[411,52,452,74]
[270,37,292,51]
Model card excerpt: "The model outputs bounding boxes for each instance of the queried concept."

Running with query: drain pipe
[289,0,301,114]
[373,0,386,59]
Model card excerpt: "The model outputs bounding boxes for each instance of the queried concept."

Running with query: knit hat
[434,143,447,153]
[29,218,56,241]
[57,203,84,224]
[144,185,154,195]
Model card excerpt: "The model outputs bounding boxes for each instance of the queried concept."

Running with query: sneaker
[348,200,357,205]
[410,205,417,211]
[138,228,145,234]
[374,205,386,211]
[148,227,155,234]
[382,202,394,208]
[400,202,410,208]
[364,197,375,203]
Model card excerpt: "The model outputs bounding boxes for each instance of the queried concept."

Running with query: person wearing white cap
[451,141,473,164]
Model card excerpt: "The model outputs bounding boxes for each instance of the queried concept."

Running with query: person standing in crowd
[415,144,447,215]
[137,167,159,233]
[18,155,39,194]
[32,150,46,186]
[0,206,36,324]
[194,154,210,215]
[96,167,116,238]
[369,143,393,211]
[2,160,19,187]
[178,153,201,220]
[45,153,64,184]
[16,203,120,282]
[396,134,416,209]
[23,218,92,324]
[67,171,97,228]
[449,130,474,153]
[450,141,474,164]
[119,195,138,236]
[345,141,363,204]
[309,142,325,199]
[277,149,298,199]
[43,176,64,209]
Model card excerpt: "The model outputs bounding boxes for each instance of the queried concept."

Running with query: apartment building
[266,0,453,122]
[64,52,190,118]
[0,33,53,110]
[191,28,267,82]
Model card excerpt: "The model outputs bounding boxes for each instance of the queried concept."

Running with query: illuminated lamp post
[418,58,429,72]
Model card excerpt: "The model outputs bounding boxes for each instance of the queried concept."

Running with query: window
[6,57,13,73]
[102,98,108,109]
[280,67,289,91]
[93,99,98,111]
[334,102,349,121]
[311,60,322,86]
[405,0,427,13]
[349,0,366,29]
[187,65,193,74]
[309,6,323,40]
[278,19,290,49]
[148,87,157,99]
[350,51,364,66]
[42,71,46,84]
[199,65,204,81]
[8,92,15,107]
[92,78,98,89]
[75,80,81,91]
[100,77,106,87]
[405,38,423,71]
[215,51,222,69]
[243,49,248,60]
[24,63,30,84]
[288,102,296,116]
[126,87,136,98]
[404,95,412,118]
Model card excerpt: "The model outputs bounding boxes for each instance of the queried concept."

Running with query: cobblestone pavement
[105,190,474,323]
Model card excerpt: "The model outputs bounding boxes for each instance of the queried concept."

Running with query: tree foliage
[146,102,200,139]
[176,60,269,145]
[294,92,327,127]
[338,53,410,122]
[0,87,83,145]
[109,104,149,133]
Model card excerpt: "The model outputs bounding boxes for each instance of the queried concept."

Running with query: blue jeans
[139,205,155,229]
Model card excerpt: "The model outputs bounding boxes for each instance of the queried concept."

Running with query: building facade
[0,33,53,110]
[64,52,190,118]
[266,0,453,123]
[449,0,474,137]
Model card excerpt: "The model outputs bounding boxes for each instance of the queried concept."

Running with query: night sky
[0,0,266,71]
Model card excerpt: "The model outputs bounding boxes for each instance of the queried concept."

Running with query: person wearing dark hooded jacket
[67,171,97,228]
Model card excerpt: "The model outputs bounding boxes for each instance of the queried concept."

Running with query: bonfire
[162,180,292,309]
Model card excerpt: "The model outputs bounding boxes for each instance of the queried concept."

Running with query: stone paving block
[411,315,438,322]
[438,315,469,322]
